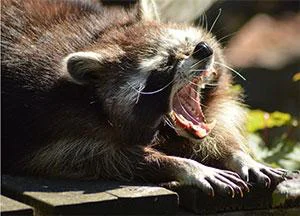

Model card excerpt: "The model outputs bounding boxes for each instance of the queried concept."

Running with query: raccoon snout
[192,42,213,61]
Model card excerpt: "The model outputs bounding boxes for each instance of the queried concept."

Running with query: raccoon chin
[168,70,217,140]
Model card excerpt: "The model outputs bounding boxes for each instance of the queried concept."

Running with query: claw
[225,171,240,178]
[219,172,249,193]
[244,184,250,192]
[238,187,244,198]
[225,151,290,187]
[226,186,235,198]
[265,176,271,188]
[209,188,215,197]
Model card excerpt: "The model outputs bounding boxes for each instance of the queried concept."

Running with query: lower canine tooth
[206,119,217,130]
[195,128,207,138]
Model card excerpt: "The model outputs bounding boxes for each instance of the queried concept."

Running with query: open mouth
[168,71,216,139]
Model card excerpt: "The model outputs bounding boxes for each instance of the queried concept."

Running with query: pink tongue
[173,112,215,138]
[172,84,205,125]
[172,83,216,138]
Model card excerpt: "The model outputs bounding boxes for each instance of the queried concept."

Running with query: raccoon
[1,0,286,197]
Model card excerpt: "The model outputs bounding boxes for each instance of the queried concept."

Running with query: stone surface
[1,195,33,216]
[1,175,178,215]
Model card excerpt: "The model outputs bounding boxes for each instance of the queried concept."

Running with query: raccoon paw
[171,158,249,198]
[239,162,287,188]
[227,151,288,188]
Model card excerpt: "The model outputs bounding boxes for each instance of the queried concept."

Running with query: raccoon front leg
[198,96,288,188]
[25,140,248,197]
[134,147,249,197]
[224,151,288,188]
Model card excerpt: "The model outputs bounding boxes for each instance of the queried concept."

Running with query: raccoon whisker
[180,71,207,92]
[216,32,236,44]
[204,12,208,32]
[178,71,199,87]
[181,82,202,105]
[205,83,219,87]
[127,78,175,95]
[197,14,204,28]
[190,56,211,68]
[188,69,207,72]
[182,70,206,85]
[135,83,144,104]
[214,61,246,81]
[189,89,209,109]
[183,78,202,91]
[183,81,209,108]
[163,116,182,131]
[198,97,209,109]
[196,12,209,31]
[176,81,209,112]
[209,9,222,34]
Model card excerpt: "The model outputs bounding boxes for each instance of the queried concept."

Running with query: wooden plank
[177,207,300,216]
[272,174,300,208]
[0,195,33,216]
[176,184,272,214]
[176,172,300,214]
[1,175,178,215]
[178,207,300,216]
[106,185,178,214]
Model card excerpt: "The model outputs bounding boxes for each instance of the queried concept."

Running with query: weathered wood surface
[176,172,300,214]
[0,195,33,216]
[177,207,300,216]
[2,173,299,215]
[1,175,178,215]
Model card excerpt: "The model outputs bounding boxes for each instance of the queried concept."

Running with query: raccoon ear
[139,0,160,21]
[64,52,103,85]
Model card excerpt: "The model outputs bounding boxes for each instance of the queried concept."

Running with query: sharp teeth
[191,124,201,131]
[178,114,190,125]
[170,110,176,120]
[206,119,217,130]
[194,127,207,138]
[178,114,185,120]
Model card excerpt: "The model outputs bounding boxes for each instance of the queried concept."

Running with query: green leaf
[292,72,300,82]
[246,134,300,170]
[246,109,292,133]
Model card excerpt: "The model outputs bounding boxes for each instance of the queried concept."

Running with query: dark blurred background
[204,0,300,117]
[202,0,300,117]
[199,0,300,169]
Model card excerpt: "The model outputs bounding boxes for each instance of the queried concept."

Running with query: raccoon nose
[192,42,213,60]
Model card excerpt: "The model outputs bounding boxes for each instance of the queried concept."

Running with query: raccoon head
[63,5,226,145]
